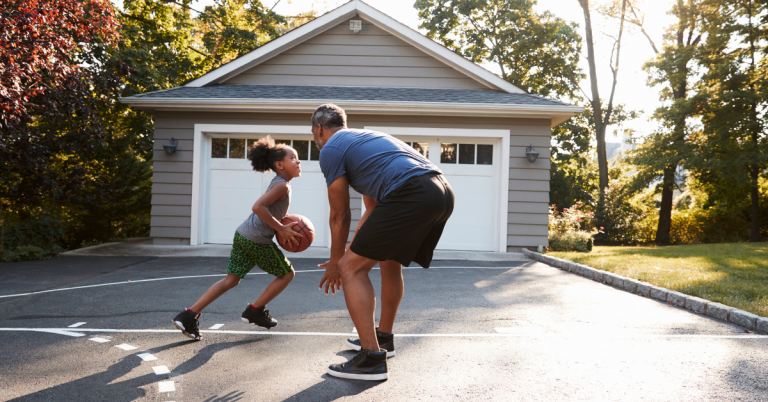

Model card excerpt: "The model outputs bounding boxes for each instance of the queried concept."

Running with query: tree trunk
[750,165,760,242]
[578,0,609,193]
[656,165,676,245]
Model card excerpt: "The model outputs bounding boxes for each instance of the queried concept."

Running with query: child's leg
[251,270,295,308]
[189,273,242,313]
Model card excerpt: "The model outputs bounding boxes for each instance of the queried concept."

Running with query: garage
[124,0,580,251]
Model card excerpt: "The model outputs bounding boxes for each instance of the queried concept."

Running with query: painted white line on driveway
[1,327,766,339]
[35,329,85,337]
[158,380,175,393]
[89,337,110,343]
[153,366,171,375]
[0,266,533,299]
[115,343,138,351]
[209,324,225,330]
[137,353,158,361]
[68,322,87,328]
[495,327,545,334]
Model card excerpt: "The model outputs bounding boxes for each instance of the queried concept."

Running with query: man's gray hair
[311,104,347,129]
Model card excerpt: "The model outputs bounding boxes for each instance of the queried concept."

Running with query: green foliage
[595,178,647,245]
[415,0,584,99]
[10,245,46,262]
[549,231,593,252]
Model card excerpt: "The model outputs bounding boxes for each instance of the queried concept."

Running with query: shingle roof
[129,85,573,107]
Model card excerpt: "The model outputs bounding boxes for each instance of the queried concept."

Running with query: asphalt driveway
[0,256,766,401]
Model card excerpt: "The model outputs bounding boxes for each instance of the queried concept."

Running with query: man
[312,104,454,381]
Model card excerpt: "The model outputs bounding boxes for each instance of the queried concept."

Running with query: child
[172,136,303,340]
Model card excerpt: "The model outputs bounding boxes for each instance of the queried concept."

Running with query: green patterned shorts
[227,232,294,278]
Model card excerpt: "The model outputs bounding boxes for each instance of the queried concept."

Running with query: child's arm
[252,181,302,247]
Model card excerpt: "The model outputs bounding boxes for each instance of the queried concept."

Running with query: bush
[548,202,599,252]
[13,245,45,262]
[595,179,647,245]
[549,231,594,252]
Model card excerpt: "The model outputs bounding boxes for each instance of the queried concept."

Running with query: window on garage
[440,143,493,165]
[211,138,321,161]
[402,141,429,158]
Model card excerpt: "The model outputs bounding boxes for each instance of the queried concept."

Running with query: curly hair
[248,136,289,172]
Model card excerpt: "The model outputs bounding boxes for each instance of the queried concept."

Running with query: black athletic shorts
[350,172,454,268]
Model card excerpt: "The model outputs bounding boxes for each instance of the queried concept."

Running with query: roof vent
[350,20,362,33]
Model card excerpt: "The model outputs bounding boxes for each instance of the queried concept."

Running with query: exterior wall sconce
[525,145,539,163]
[163,138,178,156]
[350,20,362,33]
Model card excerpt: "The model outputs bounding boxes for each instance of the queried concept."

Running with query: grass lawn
[549,242,768,318]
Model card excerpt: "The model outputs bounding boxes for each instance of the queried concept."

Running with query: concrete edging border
[522,248,768,334]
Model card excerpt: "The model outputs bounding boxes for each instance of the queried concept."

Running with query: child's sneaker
[172,309,202,341]
[346,327,395,357]
[327,348,388,381]
[241,304,278,328]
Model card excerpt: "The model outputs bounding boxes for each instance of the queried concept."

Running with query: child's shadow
[9,338,260,402]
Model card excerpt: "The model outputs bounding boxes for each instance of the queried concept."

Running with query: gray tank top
[236,175,291,244]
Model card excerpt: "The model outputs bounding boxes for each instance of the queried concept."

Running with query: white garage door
[394,137,500,252]
[203,135,329,247]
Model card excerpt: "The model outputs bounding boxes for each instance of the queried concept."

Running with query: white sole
[241,317,278,329]
[172,320,201,341]
[345,339,395,358]
[327,367,388,381]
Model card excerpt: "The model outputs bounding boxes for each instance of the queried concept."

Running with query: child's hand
[277,222,303,248]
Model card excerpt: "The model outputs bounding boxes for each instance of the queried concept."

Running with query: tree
[577,0,628,197]
[414,0,583,99]
[691,0,767,242]
[0,0,124,216]
[627,0,709,244]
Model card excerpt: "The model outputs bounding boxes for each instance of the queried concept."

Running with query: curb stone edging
[522,248,767,334]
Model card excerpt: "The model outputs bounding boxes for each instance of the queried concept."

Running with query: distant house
[120,0,581,252]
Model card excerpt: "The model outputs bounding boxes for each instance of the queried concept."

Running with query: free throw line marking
[89,337,110,343]
[115,343,137,351]
[1,327,766,339]
[158,380,175,393]
[0,266,535,299]
[137,353,158,361]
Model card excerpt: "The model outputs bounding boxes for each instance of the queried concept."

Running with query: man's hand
[318,260,342,295]
[276,222,302,248]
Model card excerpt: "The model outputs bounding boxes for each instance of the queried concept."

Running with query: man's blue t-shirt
[319,129,441,203]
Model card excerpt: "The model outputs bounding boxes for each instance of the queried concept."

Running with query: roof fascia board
[354,2,525,94]
[120,97,581,126]
[185,2,358,87]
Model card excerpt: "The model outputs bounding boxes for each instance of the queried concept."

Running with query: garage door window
[403,141,429,158]
[441,143,492,165]
[212,138,320,161]
[274,139,319,161]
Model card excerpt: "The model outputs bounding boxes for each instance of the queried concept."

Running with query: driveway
[0,256,766,401]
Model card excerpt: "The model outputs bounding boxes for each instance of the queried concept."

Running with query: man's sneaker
[346,328,395,357]
[327,348,388,381]
[241,304,278,329]
[172,309,202,341]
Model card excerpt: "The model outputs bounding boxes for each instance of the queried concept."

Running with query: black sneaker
[172,309,202,341]
[327,348,388,381]
[241,305,278,329]
[346,328,395,357]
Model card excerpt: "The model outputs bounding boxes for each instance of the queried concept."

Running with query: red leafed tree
[0,0,126,217]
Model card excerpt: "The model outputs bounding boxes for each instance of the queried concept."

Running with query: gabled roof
[184,0,525,94]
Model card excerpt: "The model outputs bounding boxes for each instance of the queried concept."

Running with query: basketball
[276,214,315,253]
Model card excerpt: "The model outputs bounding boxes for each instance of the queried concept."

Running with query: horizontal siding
[154,161,193,173]
[508,213,548,225]
[508,179,549,192]
[225,18,488,90]
[509,169,549,180]
[508,202,549,214]
[154,150,193,162]
[509,158,550,170]
[153,173,193,184]
[151,205,192,216]
[153,139,193,152]
[507,224,548,236]
[150,227,191,238]
[151,216,191,228]
[508,191,549,203]
[152,194,192,206]
[510,146,551,159]
[151,183,192,195]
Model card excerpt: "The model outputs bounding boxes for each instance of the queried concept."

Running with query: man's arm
[319,174,351,295]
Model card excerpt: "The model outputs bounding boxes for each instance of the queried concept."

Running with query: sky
[157,0,681,141]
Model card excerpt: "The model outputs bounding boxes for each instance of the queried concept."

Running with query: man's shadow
[10,338,260,402]
[279,351,384,402]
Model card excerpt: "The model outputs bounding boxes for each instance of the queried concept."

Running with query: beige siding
[151,111,552,250]
[224,19,489,90]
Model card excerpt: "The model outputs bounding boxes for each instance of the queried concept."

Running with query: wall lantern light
[163,138,178,156]
[350,20,362,33]
[525,145,539,163]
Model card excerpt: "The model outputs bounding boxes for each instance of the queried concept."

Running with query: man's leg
[338,249,380,351]
[378,260,403,334]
